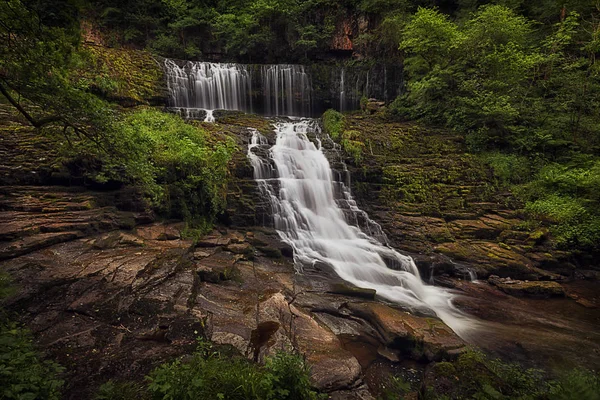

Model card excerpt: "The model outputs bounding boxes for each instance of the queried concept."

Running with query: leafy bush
[322,109,345,140]
[482,152,532,185]
[146,339,323,400]
[96,380,149,400]
[520,160,600,249]
[101,109,235,228]
[0,273,64,400]
[0,320,64,400]
[423,349,549,399]
[548,369,600,400]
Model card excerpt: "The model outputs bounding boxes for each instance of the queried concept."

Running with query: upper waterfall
[164,59,314,117]
[164,59,253,113]
[162,58,403,119]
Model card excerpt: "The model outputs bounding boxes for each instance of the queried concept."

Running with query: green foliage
[0,273,15,301]
[515,159,600,249]
[322,109,345,140]
[322,111,364,164]
[96,380,150,400]
[0,320,65,400]
[0,273,64,400]
[379,375,412,400]
[79,45,163,103]
[392,3,600,252]
[145,338,323,400]
[90,0,345,62]
[481,152,531,185]
[548,369,600,400]
[423,349,549,399]
[340,130,365,164]
[112,109,236,226]
[394,4,600,154]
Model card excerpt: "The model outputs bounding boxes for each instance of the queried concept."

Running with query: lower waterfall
[248,118,475,336]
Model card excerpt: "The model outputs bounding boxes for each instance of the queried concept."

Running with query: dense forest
[1,0,600,399]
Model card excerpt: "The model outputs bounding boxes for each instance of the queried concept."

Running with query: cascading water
[248,118,475,337]
[163,59,315,119]
[164,59,252,113]
[261,65,313,117]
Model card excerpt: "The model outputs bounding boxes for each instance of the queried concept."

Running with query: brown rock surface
[488,275,565,297]
[0,186,474,398]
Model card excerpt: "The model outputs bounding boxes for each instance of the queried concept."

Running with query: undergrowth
[0,273,64,400]
[96,338,324,400]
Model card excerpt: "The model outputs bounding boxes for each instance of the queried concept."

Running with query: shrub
[340,130,365,164]
[146,339,323,400]
[481,152,532,186]
[95,380,149,400]
[0,320,64,400]
[322,109,345,140]
[548,369,600,400]
[422,349,548,399]
[101,109,236,229]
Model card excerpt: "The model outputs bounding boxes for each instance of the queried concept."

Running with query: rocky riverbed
[1,108,599,398]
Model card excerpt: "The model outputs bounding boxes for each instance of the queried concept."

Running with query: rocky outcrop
[342,114,576,281]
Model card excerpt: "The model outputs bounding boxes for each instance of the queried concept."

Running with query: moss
[79,45,163,104]
[340,130,365,164]
[432,361,457,377]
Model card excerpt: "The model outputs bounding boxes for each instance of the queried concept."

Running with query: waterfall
[163,59,316,118]
[339,68,345,112]
[261,65,313,117]
[248,119,474,336]
[204,110,215,123]
[164,59,252,112]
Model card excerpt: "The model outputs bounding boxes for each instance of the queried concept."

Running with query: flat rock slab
[488,275,565,298]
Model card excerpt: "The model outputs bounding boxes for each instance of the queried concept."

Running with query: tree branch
[0,82,62,128]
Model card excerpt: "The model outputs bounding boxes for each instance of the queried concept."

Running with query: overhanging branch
[0,82,62,128]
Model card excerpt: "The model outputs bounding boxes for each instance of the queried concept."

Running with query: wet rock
[136,223,183,241]
[0,231,83,260]
[256,246,282,258]
[279,243,294,258]
[329,384,376,400]
[434,241,541,280]
[488,275,565,298]
[365,99,385,114]
[346,302,465,361]
[196,265,221,283]
[196,252,239,282]
[329,283,376,300]
[196,235,230,248]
